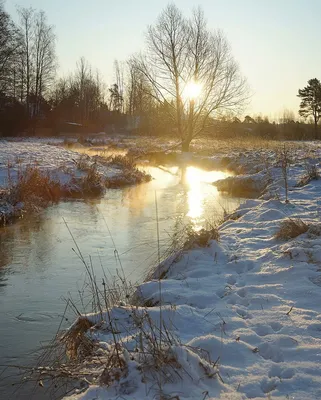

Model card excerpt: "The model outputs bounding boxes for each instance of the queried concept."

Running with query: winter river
[0,164,241,399]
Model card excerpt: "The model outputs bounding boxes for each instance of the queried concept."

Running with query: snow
[0,138,120,188]
[0,138,150,224]
[64,143,321,400]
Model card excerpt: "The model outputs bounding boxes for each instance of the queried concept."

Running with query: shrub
[275,218,309,240]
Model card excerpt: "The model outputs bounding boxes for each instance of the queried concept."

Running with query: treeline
[207,114,318,141]
[0,2,173,136]
[0,2,320,142]
[0,3,126,136]
[0,5,56,134]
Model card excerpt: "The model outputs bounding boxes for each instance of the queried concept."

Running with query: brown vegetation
[275,218,309,240]
[296,163,319,187]
[7,166,63,209]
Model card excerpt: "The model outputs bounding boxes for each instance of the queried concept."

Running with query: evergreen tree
[298,78,321,139]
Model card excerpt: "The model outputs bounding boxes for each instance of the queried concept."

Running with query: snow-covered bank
[0,139,151,225]
[51,146,321,399]
[212,144,321,200]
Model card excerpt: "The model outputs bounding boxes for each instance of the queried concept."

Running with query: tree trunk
[181,139,190,152]
[315,116,318,140]
[184,98,194,153]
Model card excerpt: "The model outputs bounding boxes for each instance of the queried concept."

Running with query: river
[0,164,241,399]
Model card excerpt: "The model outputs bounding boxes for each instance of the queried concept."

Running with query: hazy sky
[5,0,321,118]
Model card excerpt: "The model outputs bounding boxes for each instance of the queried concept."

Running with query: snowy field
[59,142,321,400]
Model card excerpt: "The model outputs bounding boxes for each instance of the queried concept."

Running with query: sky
[5,0,321,118]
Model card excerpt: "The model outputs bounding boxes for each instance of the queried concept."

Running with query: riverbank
[0,138,151,226]
[55,145,321,400]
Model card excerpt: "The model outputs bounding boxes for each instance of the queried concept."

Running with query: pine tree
[298,78,321,140]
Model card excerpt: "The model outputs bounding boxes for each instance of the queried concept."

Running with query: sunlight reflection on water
[183,167,228,225]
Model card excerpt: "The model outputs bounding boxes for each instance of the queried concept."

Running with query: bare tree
[133,4,248,151]
[75,56,90,122]
[280,108,295,124]
[114,60,125,113]
[50,58,106,123]
[16,7,34,115]
[33,10,56,115]
[0,2,20,95]
[16,7,56,118]
[126,59,155,116]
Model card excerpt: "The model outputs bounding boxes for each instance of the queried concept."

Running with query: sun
[184,81,202,100]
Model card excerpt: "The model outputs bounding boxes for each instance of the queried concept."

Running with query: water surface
[0,165,241,399]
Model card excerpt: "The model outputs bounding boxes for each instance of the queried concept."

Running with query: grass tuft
[296,163,319,187]
[7,165,63,209]
[275,218,309,240]
[79,163,105,195]
[184,227,219,249]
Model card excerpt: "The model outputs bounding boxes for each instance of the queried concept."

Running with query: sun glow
[185,81,202,100]
[184,81,202,100]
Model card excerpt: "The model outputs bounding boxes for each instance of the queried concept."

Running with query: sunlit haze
[6,0,321,118]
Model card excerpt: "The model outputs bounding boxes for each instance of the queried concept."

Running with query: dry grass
[75,154,92,171]
[7,165,63,209]
[79,163,105,195]
[275,218,309,240]
[106,154,136,169]
[296,162,319,187]
[24,302,219,398]
[144,220,221,283]
[184,227,219,249]
[61,317,95,361]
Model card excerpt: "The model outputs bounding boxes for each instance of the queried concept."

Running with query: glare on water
[182,166,229,227]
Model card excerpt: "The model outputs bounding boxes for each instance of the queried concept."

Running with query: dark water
[0,165,241,399]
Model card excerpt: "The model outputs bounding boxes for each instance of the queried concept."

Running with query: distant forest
[0,2,320,140]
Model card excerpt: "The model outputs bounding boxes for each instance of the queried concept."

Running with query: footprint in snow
[258,342,284,362]
[235,307,253,319]
[261,377,278,394]
[254,324,274,336]
[226,294,250,307]
[270,321,283,332]
[237,287,247,298]
[226,275,237,285]
[268,364,295,379]
[306,322,321,338]
[246,261,256,271]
